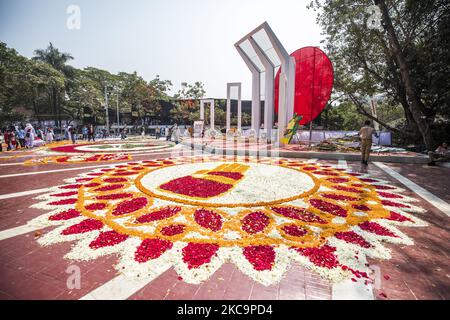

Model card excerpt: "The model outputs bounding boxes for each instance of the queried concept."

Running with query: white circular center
[138,162,315,206]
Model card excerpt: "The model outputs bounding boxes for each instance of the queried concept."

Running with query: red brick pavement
[0,155,448,300]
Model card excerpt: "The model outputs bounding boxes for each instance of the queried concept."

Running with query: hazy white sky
[0,0,324,99]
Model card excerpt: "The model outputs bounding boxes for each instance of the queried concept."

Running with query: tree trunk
[376,0,435,150]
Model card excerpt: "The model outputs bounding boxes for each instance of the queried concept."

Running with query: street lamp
[104,84,110,135]
[114,85,121,131]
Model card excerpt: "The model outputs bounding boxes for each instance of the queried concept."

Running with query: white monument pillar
[236,46,261,134]
[250,37,274,141]
[200,99,215,130]
[226,83,242,131]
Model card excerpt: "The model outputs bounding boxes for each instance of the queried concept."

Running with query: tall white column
[250,37,274,141]
[210,100,215,130]
[226,85,231,131]
[237,84,242,131]
[200,101,205,121]
[251,72,261,134]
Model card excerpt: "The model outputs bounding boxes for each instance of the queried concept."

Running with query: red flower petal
[321,194,359,201]
[85,202,107,211]
[295,245,339,269]
[161,224,185,236]
[386,211,413,223]
[112,197,148,216]
[359,221,398,237]
[96,193,133,200]
[327,178,350,183]
[49,209,81,221]
[282,225,308,237]
[136,206,182,223]
[182,243,219,269]
[335,231,372,248]
[378,192,403,199]
[160,176,232,198]
[332,186,364,193]
[271,207,327,224]
[243,245,276,271]
[89,231,128,249]
[50,191,78,197]
[310,199,347,217]
[241,211,270,234]
[194,209,223,231]
[49,198,78,206]
[59,184,82,190]
[61,219,103,235]
[94,184,124,192]
[103,177,128,183]
[352,204,371,211]
[134,238,173,263]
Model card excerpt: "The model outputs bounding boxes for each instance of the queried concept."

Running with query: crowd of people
[0,123,98,151]
[0,122,190,152]
[0,123,48,151]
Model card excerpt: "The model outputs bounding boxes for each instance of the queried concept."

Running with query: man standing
[171,123,181,145]
[155,126,160,140]
[359,120,378,165]
[88,124,95,142]
[82,126,88,140]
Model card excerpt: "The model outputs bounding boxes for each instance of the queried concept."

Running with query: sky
[0,0,324,99]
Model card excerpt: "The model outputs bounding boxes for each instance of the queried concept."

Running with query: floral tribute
[27,156,427,286]
[48,142,171,154]
[24,153,131,166]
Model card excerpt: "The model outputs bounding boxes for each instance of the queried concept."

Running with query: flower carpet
[49,142,172,154]
[26,156,428,286]
[23,153,132,166]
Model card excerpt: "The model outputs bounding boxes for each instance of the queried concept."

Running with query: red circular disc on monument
[274,46,334,125]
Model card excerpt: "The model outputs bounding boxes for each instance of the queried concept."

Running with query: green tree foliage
[308,0,450,150]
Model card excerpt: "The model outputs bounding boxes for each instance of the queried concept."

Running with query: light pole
[104,84,110,136]
[115,86,120,132]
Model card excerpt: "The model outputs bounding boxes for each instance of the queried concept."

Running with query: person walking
[171,123,181,145]
[155,126,160,140]
[88,124,95,142]
[141,127,145,139]
[165,126,171,141]
[16,126,25,149]
[69,125,76,144]
[359,120,378,165]
[82,126,88,140]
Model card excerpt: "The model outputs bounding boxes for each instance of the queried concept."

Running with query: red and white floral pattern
[28,156,427,286]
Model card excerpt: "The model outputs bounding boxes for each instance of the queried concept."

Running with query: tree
[0,43,65,126]
[308,0,450,150]
[33,42,74,127]
[171,81,206,125]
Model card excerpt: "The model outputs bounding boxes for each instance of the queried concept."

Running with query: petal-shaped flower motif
[310,199,347,217]
[61,219,103,235]
[243,245,275,271]
[194,209,223,231]
[134,238,173,263]
[182,243,219,269]
[89,231,128,249]
[49,209,81,221]
[112,197,148,216]
[241,211,270,234]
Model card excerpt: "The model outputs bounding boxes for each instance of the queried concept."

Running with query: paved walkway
[0,143,449,300]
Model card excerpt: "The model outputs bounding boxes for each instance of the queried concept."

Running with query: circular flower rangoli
[28,156,427,285]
